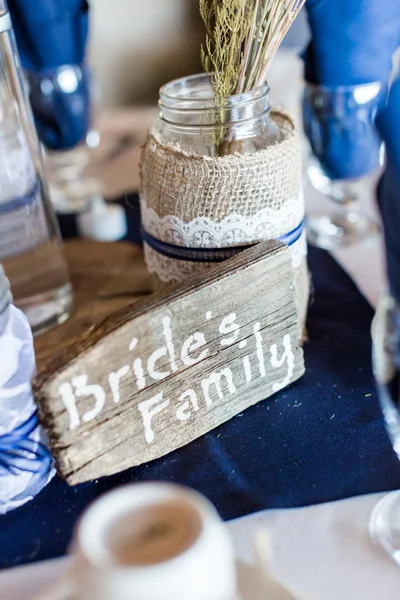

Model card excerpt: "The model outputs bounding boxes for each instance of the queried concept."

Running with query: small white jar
[71,482,240,600]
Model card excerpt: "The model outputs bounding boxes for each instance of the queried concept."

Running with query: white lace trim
[141,194,306,282]
[140,195,304,249]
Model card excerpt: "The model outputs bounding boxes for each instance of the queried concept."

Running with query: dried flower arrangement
[200,0,306,106]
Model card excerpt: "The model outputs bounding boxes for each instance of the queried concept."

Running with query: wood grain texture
[34,241,152,367]
[34,241,304,485]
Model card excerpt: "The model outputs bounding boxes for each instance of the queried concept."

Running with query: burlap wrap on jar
[140,111,309,330]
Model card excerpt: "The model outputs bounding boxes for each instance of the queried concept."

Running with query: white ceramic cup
[68,482,238,600]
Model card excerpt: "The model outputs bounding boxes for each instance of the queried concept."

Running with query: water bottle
[0,2,72,335]
[0,264,54,514]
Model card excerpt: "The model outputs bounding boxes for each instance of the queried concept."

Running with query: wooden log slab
[34,241,305,485]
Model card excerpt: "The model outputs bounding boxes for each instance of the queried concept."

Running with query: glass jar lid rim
[159,73,269,105]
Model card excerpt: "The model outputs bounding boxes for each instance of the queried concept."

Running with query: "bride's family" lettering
[58,311,295,445]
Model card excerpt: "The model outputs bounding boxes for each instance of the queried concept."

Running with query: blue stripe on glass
[0,410,52,475]
[0,179,40,214]
[142,219,304,263]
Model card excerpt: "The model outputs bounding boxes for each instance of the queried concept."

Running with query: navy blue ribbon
[142,219,304,263]
[0,179,40,215]
[276,219,304,246]
[0,410,52,475]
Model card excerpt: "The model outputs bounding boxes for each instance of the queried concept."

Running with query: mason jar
[140,73,309,330]
[156,73,283,155]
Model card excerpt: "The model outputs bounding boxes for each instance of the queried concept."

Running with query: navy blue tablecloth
[1,209,400,569]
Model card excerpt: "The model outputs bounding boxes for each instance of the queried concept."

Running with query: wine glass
[26,63,104,214]
[370,294,400,564]
[303,81,385,249]
[45,139,104,215]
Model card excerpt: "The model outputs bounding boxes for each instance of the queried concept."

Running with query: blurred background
[88,0,309,107]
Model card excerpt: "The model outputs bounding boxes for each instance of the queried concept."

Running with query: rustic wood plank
[34,241,304,485]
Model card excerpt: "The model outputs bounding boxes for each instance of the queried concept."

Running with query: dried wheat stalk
[200,0,306,101]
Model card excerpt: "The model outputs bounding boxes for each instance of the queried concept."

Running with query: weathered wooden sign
[34,241,305,485]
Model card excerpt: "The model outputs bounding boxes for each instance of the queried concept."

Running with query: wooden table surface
[85,107,158,199]
[35,108,159,368]
[34,241,152,368]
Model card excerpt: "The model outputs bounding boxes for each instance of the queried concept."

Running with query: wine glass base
[306,212,379,250]
[370,491,400,566]
[49,178,104,215]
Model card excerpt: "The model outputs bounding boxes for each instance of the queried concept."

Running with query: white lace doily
[141,195,304,247]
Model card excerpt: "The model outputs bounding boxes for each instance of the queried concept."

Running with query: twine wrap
[140,111,309,328]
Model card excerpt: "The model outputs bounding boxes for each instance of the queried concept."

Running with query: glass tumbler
[0,4,72,335]
[303,81,386,249]
[26,64,103,214]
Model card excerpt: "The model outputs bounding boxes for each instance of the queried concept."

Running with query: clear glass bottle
[0,264,54,514]
[157,73,282,155]
[0,3,72,335]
